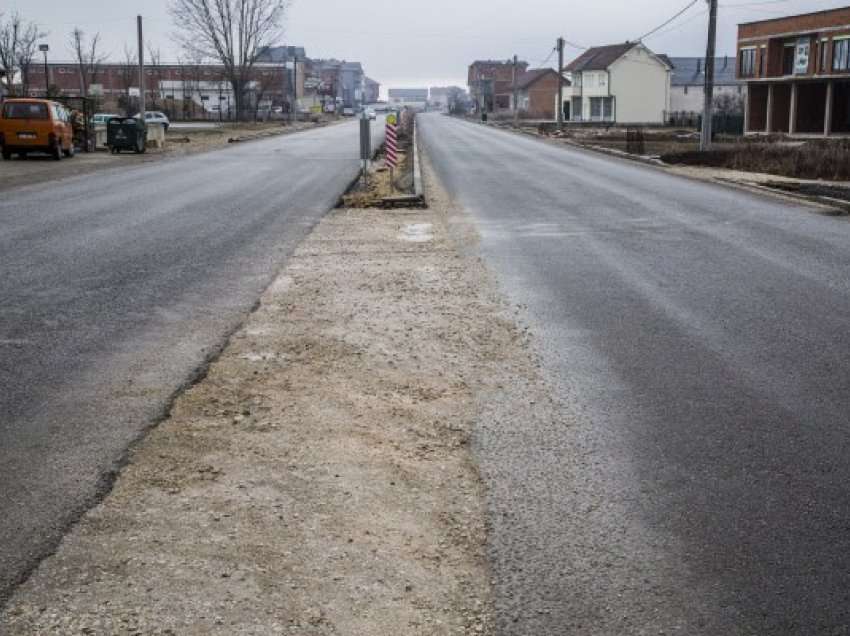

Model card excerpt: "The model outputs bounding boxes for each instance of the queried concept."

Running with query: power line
[636,0,700,42]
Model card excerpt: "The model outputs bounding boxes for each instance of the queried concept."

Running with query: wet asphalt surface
[0,119,383,604]
[419,114,850,635]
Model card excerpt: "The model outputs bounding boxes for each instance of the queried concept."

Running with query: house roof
[513,68,569,89]
[564,43,637,72]
[668,56,742,86]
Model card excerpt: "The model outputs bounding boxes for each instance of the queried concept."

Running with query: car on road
[0,98,75,160]
[134,111,171,131]
[342,107,355,117]
[365,110,377,120]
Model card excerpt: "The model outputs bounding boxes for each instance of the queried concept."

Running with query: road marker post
[385,113,399,192]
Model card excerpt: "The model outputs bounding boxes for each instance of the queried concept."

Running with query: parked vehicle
[92,113,120,126]
[342,107,355,117]
[366,109,377,120]
[134,111,170,131]
[0,98,75,160]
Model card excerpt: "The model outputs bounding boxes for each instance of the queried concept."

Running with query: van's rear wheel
[52,143,62,161]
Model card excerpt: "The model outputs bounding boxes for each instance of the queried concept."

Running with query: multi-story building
[468,60,528,113]
[25,62,293,117]
[563,42,671,124]
[738,7,850,136]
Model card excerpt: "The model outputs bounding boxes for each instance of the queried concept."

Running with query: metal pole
[292,55,298,122]
[43,51,49,95]
[557,37,565,127]
[137,16,145,117]
[512,54,519,128]
[700,0,718,151]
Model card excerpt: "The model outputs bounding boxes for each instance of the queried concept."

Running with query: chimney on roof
[697,58,702,74]
[723,55,728,69]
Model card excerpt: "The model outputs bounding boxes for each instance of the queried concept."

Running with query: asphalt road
[419,114,850,635]
[0,118,384,604]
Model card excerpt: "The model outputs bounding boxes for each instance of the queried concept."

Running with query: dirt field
[0,120,333,192]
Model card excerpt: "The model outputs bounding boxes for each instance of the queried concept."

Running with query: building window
[589,96,613,121]
[782,43,795,75]
[740,48,756,77]
[834,38,850,72]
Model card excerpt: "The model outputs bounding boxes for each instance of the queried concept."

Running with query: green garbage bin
[107,117,146,154]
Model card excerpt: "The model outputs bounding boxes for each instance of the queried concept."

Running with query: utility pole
[700,0,718,151]
[137,15,146,118]
[39,44,49,96]
[512,54,519,128]
[557,37,565,128]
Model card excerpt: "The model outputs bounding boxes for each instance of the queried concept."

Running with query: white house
[562,42,672,124]
[668,56,746,115]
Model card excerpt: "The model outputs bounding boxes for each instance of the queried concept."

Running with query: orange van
[0,99,75,161]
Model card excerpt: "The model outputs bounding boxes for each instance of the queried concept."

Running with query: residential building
[388,88,428,109]
[563,42,672,124]
[668,56,746,114]
[364,77,380,104]
[737,7,850,136]
[509,68,564,119]
[468,59,528,113]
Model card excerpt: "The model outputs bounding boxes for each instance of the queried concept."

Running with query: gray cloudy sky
[8,0,850,92]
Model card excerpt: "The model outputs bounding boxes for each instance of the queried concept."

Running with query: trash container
[107,117,146,154]
[481,112,488,122]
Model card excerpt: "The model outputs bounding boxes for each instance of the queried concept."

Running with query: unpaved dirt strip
[0,179,548,633]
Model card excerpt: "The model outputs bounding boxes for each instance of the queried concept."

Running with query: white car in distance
[134,111,170,131]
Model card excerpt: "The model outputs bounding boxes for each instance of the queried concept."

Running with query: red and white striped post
[385,114,399,191]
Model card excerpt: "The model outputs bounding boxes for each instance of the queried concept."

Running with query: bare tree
[118,44,138,115]
[0,12,45,97]
[146,43,162,110]
[69,27,106,97]
[169,0,288,120]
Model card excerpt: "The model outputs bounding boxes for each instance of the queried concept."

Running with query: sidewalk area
[0,181,518,633]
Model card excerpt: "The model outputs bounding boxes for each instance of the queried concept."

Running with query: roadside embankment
[0,161,541,633]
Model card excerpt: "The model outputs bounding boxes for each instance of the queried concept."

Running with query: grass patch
[662,139,850,181]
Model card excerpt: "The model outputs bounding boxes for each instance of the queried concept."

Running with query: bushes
[662,139,850,181]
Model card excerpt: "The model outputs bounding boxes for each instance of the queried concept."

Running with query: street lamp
[39,44,49,96]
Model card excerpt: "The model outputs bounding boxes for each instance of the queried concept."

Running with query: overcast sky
[8,0,850,92]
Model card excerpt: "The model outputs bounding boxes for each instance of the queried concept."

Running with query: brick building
[25,61,293,118]
[468,59,528,113]
[511,68,565,120]
[738,7,850,136]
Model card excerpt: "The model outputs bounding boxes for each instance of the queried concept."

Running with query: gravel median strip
[0,186,529,633]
